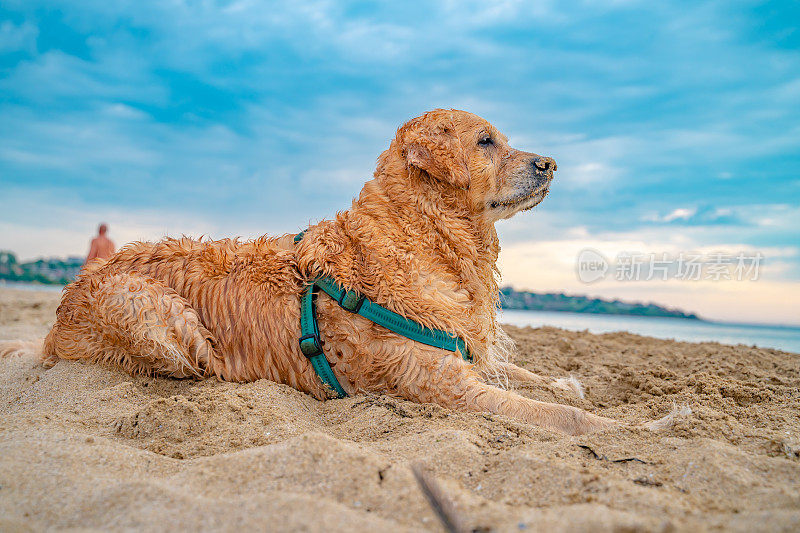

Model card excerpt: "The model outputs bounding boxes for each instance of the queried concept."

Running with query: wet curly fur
[10,109,635,435]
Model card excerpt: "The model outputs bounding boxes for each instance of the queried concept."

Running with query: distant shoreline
[499,286,701,321]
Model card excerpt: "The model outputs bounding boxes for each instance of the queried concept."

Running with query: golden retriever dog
[4,109,653,435]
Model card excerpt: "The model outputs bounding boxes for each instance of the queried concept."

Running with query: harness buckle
[338,289,365,313]
[298,333,323,358]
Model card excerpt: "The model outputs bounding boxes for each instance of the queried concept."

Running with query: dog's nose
[533,157,557,172]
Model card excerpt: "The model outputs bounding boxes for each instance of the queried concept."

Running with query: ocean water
[0,281,64,293]
[499,309,800,354]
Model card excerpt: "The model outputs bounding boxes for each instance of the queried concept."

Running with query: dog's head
[393,109,556,222]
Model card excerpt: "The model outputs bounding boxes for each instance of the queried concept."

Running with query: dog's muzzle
[489,155,556,210]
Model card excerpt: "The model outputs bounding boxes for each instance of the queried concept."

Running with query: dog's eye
[478,136,494,146]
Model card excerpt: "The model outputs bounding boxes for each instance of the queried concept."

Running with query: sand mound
[1,287,798,531]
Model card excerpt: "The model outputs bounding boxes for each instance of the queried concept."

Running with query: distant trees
[499,287,700,320]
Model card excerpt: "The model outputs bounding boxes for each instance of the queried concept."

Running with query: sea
[500,309,800,354]
[4,281,798,354]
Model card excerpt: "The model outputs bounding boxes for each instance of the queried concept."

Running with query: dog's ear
[398,117,470,189]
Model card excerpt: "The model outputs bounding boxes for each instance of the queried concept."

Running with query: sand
[1,286,798,532]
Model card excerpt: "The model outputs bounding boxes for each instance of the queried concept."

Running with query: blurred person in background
[85,223,115,264]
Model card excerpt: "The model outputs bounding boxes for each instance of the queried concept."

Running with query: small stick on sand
[411,463,469,533]
[577,444,648,464]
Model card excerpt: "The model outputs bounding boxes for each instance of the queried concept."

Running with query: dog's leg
[43,273,220,378]
[391,350,614,435]
[494,360,554,384]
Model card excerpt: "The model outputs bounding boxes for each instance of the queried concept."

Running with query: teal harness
[294,230,472,398]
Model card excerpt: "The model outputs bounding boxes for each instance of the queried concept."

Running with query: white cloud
[0,21,37,53]
[563,162,620,187]
[662,208,696,222]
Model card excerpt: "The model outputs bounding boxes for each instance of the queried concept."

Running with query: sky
[1,1,798,325]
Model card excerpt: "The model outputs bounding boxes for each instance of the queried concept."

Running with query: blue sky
[1,1,798,324]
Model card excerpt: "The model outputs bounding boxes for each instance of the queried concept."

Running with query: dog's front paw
[643,404,692,431]
[552,375,585,399]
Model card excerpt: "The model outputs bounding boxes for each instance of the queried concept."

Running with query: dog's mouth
[489,186,550,211]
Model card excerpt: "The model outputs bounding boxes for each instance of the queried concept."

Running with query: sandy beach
[1,285,798,532]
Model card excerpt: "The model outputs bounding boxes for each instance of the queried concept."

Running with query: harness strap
[298,283,349,398]
[294,229,473,399]
[314,276,472,362]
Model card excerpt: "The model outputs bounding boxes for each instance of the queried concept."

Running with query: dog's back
[39,234,319,385]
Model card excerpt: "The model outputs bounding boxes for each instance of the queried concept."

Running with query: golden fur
[15,109,624,435]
